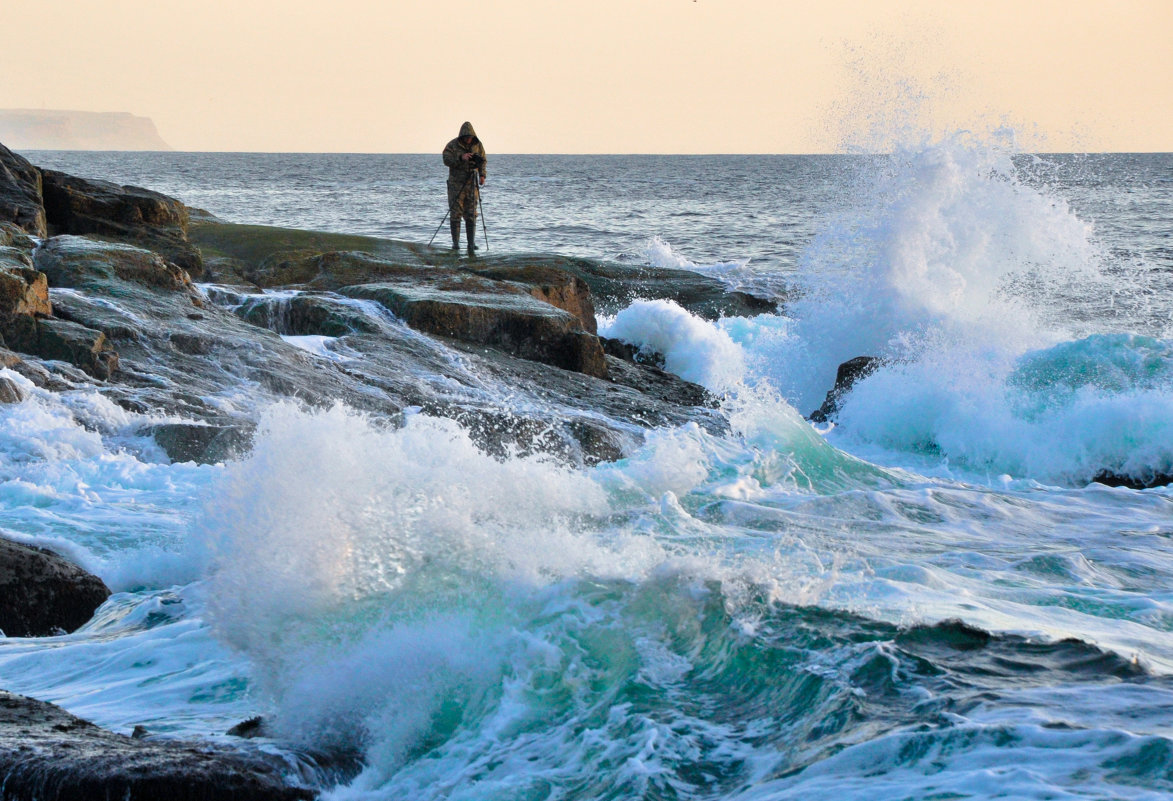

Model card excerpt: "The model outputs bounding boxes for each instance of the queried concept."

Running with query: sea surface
[3,143,1173,799]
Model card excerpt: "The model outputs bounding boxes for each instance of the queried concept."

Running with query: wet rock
[35,235,192,293]
[40,169,202,274]
[601,335,667,370]
[344,278,609,378]
[0,143,46,237]
[2,317,118,380]
[809,356,881,423]
[227,717,269,739]
[1091,470,1173,490]
[0,537,110,637]
[144,421,255,464]
[0,690,316,800]
[235,292,379,337]
[0,375,26,403]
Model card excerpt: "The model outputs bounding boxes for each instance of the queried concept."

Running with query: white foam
[599,299,746,391]
[280,334,354,361]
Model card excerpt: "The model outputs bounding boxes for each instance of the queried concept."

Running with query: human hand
[462,153,472,162]
[479,175,485,186]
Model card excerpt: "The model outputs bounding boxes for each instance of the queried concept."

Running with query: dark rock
[2,317,118,379]
[0,689,316,800]
[40,169,202,273]
[144,421,255,464]
[0,375,26,403]
[0,143,46,237]
[344,278,609,379]
[604,355,713,408]
[601,335,667,370]
[228,717,269,739]
[809,356,881,423]
[0,537,110,637]
[1092,470,1173,490]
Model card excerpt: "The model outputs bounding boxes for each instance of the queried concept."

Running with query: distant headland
[0,109,171,151]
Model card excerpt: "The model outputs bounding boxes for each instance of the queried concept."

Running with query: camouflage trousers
[447,174,479,222]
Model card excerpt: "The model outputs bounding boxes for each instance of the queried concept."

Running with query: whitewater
[3,141,1173,799]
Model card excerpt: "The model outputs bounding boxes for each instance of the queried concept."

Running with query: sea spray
[0,369,214,585]
[778,135,1103,412]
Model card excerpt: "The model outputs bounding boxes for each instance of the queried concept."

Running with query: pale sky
[2,0,1170,153]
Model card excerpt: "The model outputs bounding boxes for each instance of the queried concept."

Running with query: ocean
[3,141,1173,799]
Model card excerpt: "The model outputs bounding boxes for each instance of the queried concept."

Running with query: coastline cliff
[0,110,171,151]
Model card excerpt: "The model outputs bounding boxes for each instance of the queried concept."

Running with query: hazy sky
[2,0,1170,153]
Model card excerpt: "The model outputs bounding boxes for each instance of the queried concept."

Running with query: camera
[468,153,485,169]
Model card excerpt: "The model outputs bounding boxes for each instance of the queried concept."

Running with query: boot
[466,218,478,254]
[450,218,460,250]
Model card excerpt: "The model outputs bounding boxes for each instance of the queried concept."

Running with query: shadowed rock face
[0,144,45,237]
[0,690,317,801]
[808,355,881,423]
[40,169,202,274]
[0,538,110,637]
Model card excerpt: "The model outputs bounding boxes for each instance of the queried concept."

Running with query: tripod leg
[477,182,488,252]
[427,206,452,247]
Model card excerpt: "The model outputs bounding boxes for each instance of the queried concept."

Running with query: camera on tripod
[468,153,485,169]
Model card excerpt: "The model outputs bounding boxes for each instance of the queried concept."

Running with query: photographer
[441,122,487,252]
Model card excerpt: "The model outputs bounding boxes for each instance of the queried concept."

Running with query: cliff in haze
[0,110,171,151]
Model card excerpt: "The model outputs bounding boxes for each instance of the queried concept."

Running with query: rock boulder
[40,170,201,273]
[35,235,192,293]
[0,537,110,637]
[1,317,118,380]
[0,143,46,237]
[344,277,609,378]
[809,356,881,423]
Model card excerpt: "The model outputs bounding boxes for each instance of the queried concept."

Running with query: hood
[458,121,478,141]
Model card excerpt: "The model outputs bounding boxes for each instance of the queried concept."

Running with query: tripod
[428,167,488,253]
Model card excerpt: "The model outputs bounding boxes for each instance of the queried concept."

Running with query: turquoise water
[3,142,1173,799]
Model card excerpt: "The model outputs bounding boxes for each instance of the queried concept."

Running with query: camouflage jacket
[442,121,486,188]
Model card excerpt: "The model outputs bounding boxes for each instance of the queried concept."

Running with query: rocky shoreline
[0,141,784,798]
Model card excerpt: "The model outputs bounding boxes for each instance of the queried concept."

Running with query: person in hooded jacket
[442,121,487,252]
